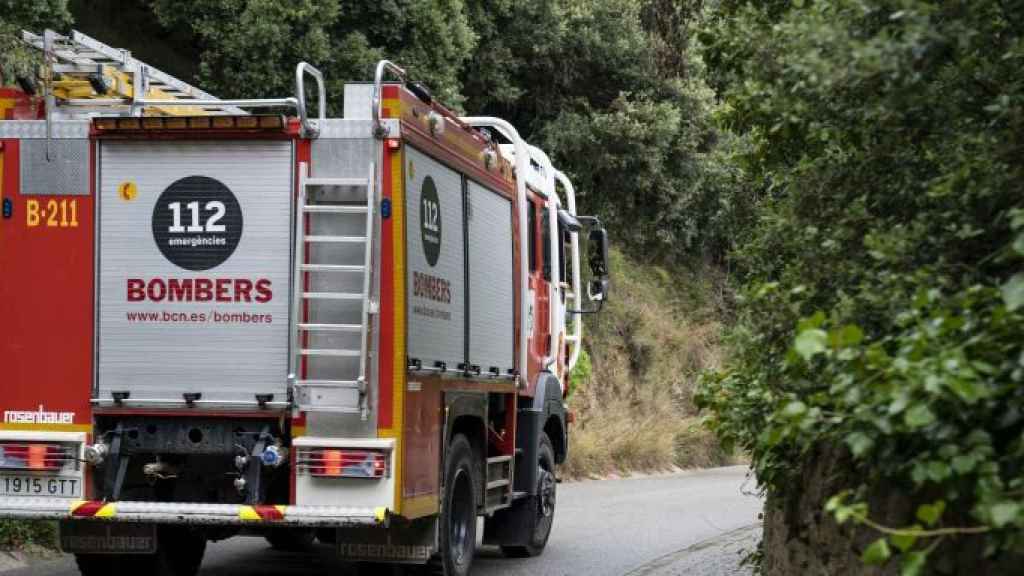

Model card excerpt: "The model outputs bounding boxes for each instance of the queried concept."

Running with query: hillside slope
[564,250,733,478]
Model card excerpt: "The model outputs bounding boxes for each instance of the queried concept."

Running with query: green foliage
[150,0,477,113]
[697,0,1024,571]
[568,347,591,398]
[151,0,339,107]
[0,0,73,84]
[0,520,58,550]
[464,0,755,262]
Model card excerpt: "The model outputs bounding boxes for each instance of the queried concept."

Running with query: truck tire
[264,528,316,551]
[501,433,556,558]
[431,433,478,576]
[73,553,108,576]
[150,526,207,576]
[75,526,206,576]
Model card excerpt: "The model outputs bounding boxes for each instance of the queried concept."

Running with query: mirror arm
[567,303,604,315]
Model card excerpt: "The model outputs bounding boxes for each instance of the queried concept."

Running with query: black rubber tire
[316,528,337,544]
[433,433,478,576]
[265,528,316,551]
[76,526,206,576]
[501,433,556,558]
[73,553,108,576]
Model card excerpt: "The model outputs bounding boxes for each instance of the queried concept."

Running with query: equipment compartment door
[97,140,293,405]
[404,147,466,370]
[0,138,93,430]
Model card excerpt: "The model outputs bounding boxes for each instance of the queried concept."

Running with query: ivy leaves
[703,285,1023,572]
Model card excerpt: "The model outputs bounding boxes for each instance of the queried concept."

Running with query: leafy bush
[0,520,58,550]
[0,0,72,84]
[697,0,1024,572]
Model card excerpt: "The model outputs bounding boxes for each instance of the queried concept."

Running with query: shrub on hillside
[697,0,1024,572]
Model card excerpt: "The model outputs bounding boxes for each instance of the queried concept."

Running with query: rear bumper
[0,497,387,527]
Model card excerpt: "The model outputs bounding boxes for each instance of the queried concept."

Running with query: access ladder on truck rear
[291,162,377,418]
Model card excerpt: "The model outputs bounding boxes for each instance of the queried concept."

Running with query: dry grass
[562,250,734,479]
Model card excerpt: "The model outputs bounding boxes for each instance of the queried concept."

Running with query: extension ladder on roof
[23,29,245,117]
[290,162,377,419]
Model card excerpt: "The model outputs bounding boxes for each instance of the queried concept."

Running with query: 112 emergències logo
[413,176,451,305]
[152,176,242,271]
[125,175,273,304]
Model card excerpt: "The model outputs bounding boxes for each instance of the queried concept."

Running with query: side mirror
[569,219,610,315]
[587,228,609,304]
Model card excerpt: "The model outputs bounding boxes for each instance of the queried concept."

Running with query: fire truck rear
[0,30,610,576]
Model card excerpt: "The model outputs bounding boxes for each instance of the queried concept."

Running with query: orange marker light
[323,449,343,477]
[27,444,47,470]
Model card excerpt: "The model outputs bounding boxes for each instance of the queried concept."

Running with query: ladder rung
[295,379,362,388]
[487,455,513,464]
[300,264,365,273]
[302,205,368,214]
[306,177,369,188]
[305,235,367,243]
[298,323,362,332]
[303,292,363,301]
[293,405,362,415]
[487,479,510,490]
[300,349,361,357]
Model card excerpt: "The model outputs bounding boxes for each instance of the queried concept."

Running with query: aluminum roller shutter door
[405,147,466,369]
[467,180,514,372]
[97,140,293,405]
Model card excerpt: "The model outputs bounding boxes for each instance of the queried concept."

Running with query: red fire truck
[0,30,609,576]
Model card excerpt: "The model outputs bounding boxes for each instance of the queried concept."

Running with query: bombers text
[127,278,273,303]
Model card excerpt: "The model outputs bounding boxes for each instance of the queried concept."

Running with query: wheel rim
[449,468,473,567]
[536,463,556,539]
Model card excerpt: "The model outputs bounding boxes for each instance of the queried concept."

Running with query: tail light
[297,448,388,479]
[0,443,76,472]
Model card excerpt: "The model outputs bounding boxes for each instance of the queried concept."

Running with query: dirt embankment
[563,250,736,479]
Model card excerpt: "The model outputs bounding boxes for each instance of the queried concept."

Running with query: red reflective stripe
[71,501,105,517]
[253,505,285,521]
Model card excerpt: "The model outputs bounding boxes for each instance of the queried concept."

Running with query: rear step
[485,455,514,513]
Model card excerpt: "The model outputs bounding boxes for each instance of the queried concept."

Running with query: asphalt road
[12,466,761,576]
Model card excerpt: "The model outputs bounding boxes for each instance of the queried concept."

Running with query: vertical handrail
[527,145,561,378]
[555,170,583,373]
[288,162,310,396]
[372,60,407,139]
[294,62,325,138]
[42,30,55,161]
[357,162,376,421]
[459,117,530,387]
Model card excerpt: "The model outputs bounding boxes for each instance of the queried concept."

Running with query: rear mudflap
[60,521,157,555]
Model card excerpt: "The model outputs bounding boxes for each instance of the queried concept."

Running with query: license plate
[60,522,158,555]
[0,474,82,497]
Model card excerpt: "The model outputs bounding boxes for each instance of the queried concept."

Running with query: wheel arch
[543,415,566,465]
[445,391,487,508]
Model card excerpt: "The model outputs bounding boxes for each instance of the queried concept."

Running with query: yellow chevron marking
[238,506,261,521]
[95,503,117,518]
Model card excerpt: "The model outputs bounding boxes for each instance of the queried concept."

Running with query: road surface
[11,466,761,576]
